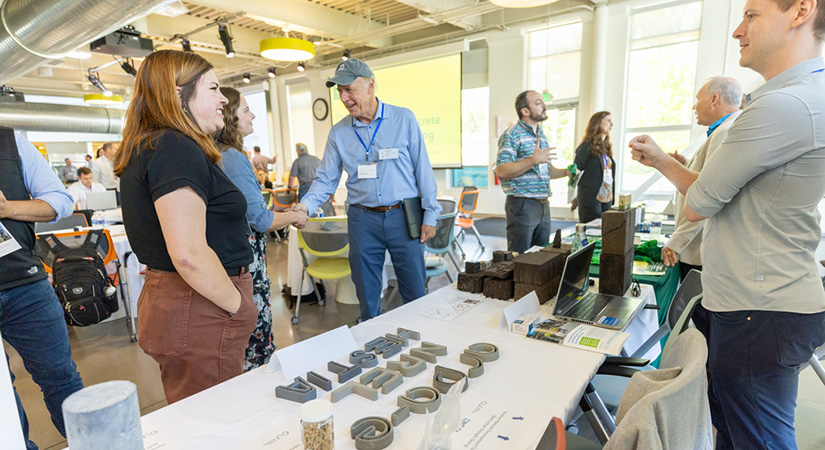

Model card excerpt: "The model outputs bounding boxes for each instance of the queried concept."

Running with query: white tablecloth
[135,283,659,450]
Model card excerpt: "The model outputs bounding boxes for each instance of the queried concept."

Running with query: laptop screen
[554,241,597,314]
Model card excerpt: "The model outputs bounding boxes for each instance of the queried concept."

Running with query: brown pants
[137,269,257,403]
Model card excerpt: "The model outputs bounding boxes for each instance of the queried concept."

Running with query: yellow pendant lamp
[84,94,123,105]
[260,37,315,62]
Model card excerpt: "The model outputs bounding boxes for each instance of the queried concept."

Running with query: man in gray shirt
[630,0,825,448]
[59,157,77,183]
[288,143,321,201]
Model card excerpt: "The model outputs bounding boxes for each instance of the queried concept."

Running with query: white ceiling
[7,0,600,100]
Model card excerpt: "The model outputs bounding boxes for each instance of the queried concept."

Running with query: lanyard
[353,103,385,160]
[813,68,824,73]
[602,154,610,169]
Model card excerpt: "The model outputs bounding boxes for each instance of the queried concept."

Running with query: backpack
[39,230,119,326]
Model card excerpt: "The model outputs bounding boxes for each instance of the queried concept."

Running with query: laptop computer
[552,241,645,330]
[85,190,118,211]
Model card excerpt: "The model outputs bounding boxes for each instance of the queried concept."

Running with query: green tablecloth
[588,242,681,326]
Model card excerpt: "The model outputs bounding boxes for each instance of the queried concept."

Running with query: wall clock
[313,97,329,121]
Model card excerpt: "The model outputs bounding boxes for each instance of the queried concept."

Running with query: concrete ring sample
[465,343,500,362]
[459,353,485,378]
[397,386,441,414]
[432,365,468,394]
[62,380,142,450]
[350,416,394,450]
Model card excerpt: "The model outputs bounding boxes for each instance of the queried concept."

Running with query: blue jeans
[1,278,84,450]
[347,205,426,320]
[297,184,311,202]
[693,304,825,450]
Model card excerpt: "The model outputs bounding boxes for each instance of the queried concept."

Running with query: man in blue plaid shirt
[495,90,570,253]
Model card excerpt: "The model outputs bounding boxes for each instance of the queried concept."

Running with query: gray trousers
[505,196,552,254]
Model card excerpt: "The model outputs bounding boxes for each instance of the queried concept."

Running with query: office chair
[34,212,88,234]
[293,217,350,324]
[455,186,486,252]
[423,212,458,289]
[437,198,466,265]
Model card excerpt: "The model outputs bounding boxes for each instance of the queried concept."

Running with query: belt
[353,203,401,213]
[225,266,249,277]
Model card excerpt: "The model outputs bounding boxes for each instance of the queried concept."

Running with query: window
[286,82,315,157]
[452,86,490,188]
[622,1,703,192]
[527,21,582,205]
[241,91,271,156]
[527,21,582,100]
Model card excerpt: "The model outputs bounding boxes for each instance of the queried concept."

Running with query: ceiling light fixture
[342,49,350,61]
[242,73,251,83]
[120,58,137,76]
[267,67,277,78]
[260,33,315,62]
[86,72,112,96]
[297,62,306,72]
[180,37,192,52]
[84,93,123,105]
[489,0,560,7]
[218,23,234,58]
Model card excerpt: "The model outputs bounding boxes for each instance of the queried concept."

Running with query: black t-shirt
[120,129,252,272]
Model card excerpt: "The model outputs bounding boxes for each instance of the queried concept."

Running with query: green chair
[293,217,349,324]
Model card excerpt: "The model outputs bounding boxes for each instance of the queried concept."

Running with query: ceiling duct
[0,0,168,83]
[0,102,124,134]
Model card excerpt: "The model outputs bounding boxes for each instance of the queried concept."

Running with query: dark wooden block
[484,277,514,300]
[457,273,485,293]
[599,248,634,296]
[492,250,515,263]
[601,208,636,256]
[514,279,560,304]
[483,261,514,279]
[541,244,572,258]
[513,251,565,285]
[464,260,489,275]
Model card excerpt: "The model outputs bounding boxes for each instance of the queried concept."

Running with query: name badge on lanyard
[354,104,384,180]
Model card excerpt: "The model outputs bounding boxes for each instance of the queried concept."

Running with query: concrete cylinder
[62,380,143,450]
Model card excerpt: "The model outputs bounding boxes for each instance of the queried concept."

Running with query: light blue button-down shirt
[220,147,274,234]
[17,131,73,222]
[301,99,441,226]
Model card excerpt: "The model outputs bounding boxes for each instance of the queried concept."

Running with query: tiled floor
[5,232,825,449]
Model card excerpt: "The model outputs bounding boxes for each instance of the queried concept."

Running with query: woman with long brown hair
[114,50,257,403]
[573,111,616,223]
[215,86,306,370]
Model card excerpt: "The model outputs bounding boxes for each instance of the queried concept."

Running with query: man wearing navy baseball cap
[296,58,441,321]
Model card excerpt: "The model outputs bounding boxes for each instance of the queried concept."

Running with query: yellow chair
[293,217,350,324]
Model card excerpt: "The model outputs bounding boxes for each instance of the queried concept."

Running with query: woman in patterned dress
[215,87,307,370]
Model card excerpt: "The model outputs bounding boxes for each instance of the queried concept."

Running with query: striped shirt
[496,120,552,198]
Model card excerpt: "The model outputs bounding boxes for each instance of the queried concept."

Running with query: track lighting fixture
[181,37,192,52]
[342,49,350,61]
[242,73,251,83]
[86,72,112,97]
[267,67,277,78]
[218,24,234,58]
[297,62,305,72]
[120,58,137,76]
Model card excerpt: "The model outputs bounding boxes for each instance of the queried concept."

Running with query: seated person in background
[60,157,77,183]
[66,166,106,210]
[255,169,272,190]
[288,142,321,201]
[84,154,93,167]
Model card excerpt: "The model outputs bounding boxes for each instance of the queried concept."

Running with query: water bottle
[91,211,105,229]
[571,224,588,252]
[650,214,663,243]
[314,208,324,218]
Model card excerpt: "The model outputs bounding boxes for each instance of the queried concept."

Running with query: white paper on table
[412,295,485,323]
[0,222,21,259]
[498,291,540,331]
[524,245,543,253]
[451,389,549,449]
[268,325,358,379]
[564,324,630,355]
